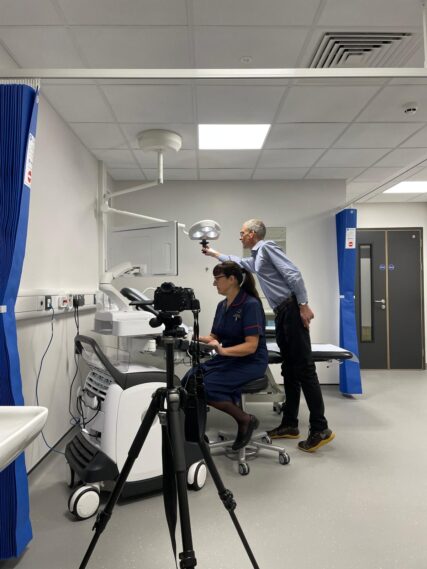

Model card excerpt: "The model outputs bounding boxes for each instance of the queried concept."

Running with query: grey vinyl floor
[1,370,427,569]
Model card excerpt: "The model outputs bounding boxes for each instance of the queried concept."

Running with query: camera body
[154,282,200,313]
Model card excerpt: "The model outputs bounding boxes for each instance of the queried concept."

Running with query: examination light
[188,219,221,247]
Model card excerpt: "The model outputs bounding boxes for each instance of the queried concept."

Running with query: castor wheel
[68,485,100,520]
[279,452,290,465]
[238,463,250,476]
[187,461,207,491]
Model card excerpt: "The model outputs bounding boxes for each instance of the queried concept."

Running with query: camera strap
[161,422,178,568]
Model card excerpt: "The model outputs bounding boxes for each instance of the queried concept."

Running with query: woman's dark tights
[208,400,250,433]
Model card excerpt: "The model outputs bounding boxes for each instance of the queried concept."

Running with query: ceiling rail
[1,68,427,80]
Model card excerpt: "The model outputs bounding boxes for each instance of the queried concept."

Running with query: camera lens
[160,282,174,292]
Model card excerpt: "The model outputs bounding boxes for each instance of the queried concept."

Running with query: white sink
[0,406,48,471]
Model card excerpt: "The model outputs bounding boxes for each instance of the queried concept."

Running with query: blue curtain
[335,209,362,395]
[0,84,39,559]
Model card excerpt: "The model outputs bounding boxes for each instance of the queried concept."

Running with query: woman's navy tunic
[184,290,268,402]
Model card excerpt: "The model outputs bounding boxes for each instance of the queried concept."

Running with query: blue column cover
[0,85,39,559]
[335,209,362,394]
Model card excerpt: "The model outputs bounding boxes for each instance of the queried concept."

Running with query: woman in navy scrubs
[183,261,268,450]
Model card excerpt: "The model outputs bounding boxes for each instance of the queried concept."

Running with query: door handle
[374,299,385,304]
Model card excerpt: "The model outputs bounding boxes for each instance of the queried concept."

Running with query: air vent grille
[309,32,414,68]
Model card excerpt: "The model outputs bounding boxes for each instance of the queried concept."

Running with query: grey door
[355,228,424,369]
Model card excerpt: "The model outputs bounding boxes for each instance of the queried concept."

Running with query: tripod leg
[79,388,164,569]
[197,437,260,569]
[167,389,197,569]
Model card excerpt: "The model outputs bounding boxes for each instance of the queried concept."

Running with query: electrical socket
[44,295,52,310]
[73,294,85,308]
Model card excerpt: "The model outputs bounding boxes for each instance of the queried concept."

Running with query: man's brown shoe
[267,425,300,439]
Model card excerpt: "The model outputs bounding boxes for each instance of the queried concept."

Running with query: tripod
[79,316,260,569]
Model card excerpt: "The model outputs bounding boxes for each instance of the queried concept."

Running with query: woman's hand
[207,339,224,355]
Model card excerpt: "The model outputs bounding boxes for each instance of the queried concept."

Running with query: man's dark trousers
[275,297,328,432]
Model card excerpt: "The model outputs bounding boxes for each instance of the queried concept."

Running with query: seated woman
[183,261,268,451]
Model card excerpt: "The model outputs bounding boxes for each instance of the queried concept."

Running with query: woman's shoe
[232,415,260,451]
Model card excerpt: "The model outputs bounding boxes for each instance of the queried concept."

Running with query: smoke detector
[137,129,182,153]
[403,102,418,116]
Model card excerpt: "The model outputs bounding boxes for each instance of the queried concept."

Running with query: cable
[35,307,65,456]
[68,304,81,426]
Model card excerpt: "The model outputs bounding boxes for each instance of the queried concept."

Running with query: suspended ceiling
[1,0,427,203]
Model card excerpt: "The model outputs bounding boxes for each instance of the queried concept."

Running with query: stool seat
[268,351,282,365]
[241,376,268,393]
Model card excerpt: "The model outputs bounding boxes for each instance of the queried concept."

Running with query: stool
[209,375,290,476]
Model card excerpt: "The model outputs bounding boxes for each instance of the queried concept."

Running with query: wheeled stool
[209,375,290,476]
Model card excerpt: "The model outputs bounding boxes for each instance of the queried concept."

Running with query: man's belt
[273,295,295,315]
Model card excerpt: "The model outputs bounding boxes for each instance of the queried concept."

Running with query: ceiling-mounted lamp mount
[138,129,183,184]
[188,219,221,248]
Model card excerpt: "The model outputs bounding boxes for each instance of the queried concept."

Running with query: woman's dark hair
[213,261,261,301]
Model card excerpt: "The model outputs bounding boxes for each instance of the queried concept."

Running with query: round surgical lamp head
[137,129,182,153]
[188,219,221,248]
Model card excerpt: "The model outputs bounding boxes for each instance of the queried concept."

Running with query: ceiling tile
[252,168,308,179]
[334,123,424,149]
[193,0,322,25]
[353,167,402,182]
[0,27,84,67]
[265,123,347,149]
[42,85,115,122]
[258,148,327,168]
[408,166,427,180]
[277,85,381,122]
[318,0,422,27]
[306,167,364,179]
[73,27,190,68]
[121,124,196,150]
[135,149,197,169]
[0,44,17,67]
[316,148,390,168]
[0,0,63,25]
[69,123,127,149]
[144,169,197,180]
[357,85,427,122]
[199,169,254,180]
[401,125,427,148]
[57,0,187,25]
[197,85,285,123]
[374,147,427,168]
[194,26,309,68]
[102,84,194,123]
[198,150,259,168]
[109,168,145,181]
[92,149,139,168]
[406,194,427,202]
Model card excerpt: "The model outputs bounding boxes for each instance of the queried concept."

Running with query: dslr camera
[154,282,200,313]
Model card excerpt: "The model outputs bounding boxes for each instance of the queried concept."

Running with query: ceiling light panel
[198,124,270,150]
[384,181,427,193]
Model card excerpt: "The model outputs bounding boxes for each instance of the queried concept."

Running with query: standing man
[202,219,335,453]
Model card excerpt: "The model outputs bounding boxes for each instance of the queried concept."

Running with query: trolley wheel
[273,402,283,415]
[238,463,250,476]
[187,461,207,491]
[262,435,272,445]
[68,485,100,520]
[279,452,290,465]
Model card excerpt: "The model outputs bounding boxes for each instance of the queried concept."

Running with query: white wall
[113,179,345,383]
[17,95,100,469]
[357,202,427,354]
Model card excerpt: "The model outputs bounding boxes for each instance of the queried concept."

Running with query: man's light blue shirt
[218,240,308,310]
